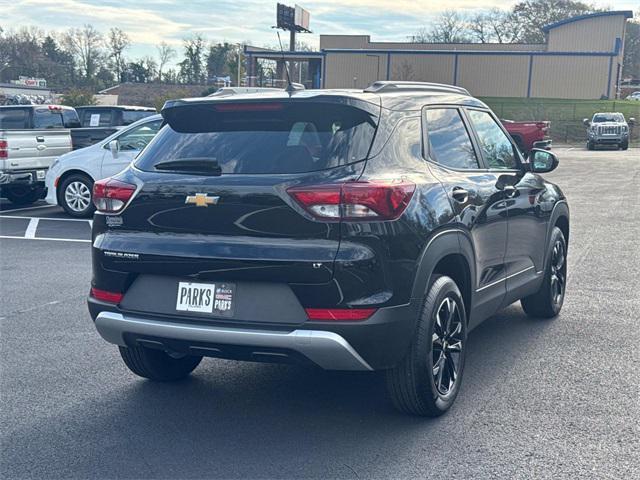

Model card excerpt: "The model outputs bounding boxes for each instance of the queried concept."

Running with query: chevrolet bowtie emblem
[185,193,220,207]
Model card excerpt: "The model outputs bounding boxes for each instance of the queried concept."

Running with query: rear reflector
[305,308,377,321]
[93,178,136,213]
[288,181,415,221]
[90,288,124,304]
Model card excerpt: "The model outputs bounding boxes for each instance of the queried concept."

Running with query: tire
[587,141,595,150]
[4,185,41,205]
[119,345,202,382]
[59,173,95,218]
[621,142,628,150]
[521,227,567,319]
[386,275,467,416]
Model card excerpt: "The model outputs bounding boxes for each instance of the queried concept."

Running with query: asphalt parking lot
[1,147,638,479]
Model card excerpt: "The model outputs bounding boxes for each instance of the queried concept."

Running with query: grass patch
[479,97,640,145]
[479,97,640,122]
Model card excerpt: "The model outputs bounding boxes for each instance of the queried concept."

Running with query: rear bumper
[95,311,374,371]
[0,169,46,186]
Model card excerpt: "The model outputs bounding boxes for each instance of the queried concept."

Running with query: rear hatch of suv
[92,95,380,325]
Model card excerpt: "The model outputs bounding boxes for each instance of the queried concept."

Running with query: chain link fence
[481,98,640,146]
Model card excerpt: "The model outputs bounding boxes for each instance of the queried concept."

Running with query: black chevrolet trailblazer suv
[88,82,569,416]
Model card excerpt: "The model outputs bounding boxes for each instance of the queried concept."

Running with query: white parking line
[24,218,39,239]
[0,235,91,244]
[0,215,91,223]
[0,204,58,214]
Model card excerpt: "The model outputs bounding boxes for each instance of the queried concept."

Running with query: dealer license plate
[176,281,235,316]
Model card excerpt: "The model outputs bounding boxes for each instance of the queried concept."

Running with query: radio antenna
[276,31,295,93]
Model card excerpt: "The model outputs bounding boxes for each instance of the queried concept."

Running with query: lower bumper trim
[95,311,373,371]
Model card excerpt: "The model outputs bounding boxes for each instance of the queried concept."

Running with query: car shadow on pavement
[3,304,556,478]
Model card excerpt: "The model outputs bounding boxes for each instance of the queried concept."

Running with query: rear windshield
[135,102,377,174]
[122,110,155,125]
[0,108,29,129]
[33,108,64,129]
[79,109,112,127]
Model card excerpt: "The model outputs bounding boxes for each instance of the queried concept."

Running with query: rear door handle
[451,187,469,203]
[36,136,45,142]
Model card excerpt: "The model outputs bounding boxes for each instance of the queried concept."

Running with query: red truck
[501,119,552,153]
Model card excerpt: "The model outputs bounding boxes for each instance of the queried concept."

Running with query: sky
[2,0,637,64]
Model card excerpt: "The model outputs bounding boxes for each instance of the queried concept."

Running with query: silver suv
[584,112,635,150]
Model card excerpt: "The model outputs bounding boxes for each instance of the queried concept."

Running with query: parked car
[501,119,552,153]
[583,112,635,150]
[88,81,569,417]
[625,91,640,101]
[45,114,162,217]
[70,105,156,150]
[0,104,78,205]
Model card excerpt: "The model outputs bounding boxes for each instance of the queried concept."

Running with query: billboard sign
[295,5,310,31]
[276,3,310,32]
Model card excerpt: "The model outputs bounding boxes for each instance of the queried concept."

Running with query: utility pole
[237,50,241,87]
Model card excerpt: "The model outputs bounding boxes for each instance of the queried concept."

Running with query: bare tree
[108,27,129,83]
[63,24,103,82]
[157,41,176,82]
[469,13,493,43]
[426,10,471,43]
[408,27,430,43]
[486,9,523,43]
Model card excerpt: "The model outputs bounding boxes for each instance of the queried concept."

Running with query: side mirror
[108,139,119,158]
[629,117,636,127]
[529,149,559,174]
[582,118,590,127]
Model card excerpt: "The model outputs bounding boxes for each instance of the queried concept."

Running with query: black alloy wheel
[549,237,566,309]
[386,275,467,416]
[431,296,464,396]
[521,227,567,318]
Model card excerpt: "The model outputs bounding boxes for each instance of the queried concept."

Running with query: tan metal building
[246,11,633,99]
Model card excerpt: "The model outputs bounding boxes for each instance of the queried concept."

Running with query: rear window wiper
[154,158,222,176]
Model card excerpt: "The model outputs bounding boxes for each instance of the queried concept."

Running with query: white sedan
[45,114,162,217]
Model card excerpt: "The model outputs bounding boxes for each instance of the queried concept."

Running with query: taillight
[0,140,8,159]
[305,308,377,321]
[93,178,136,213]
[288,181,415,221]
[90,287,124,304]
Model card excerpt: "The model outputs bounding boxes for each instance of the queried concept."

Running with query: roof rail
[364,81,470,96]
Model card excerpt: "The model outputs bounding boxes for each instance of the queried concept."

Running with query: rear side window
[425,108,479,169]
[136,102,377,174]
[122,110,155,125]
[467,110,517,170]
[81,110,112,127]
[33,108,64,129]
[0,109,29,129]
[62,109,81,128]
